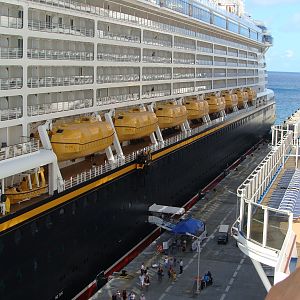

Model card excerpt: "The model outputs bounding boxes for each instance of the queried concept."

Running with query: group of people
[139,263,151,290]
[156,256,184,282]
[111,290,145,300]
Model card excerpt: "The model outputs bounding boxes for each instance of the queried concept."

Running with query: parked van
[217,225,229,244]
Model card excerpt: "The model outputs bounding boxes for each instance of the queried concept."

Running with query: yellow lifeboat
[221,91,238,109]
[235,90,248,108]
[155,102,187,129]
[114,110,158,142]
[245,87,257,103]
[5,167,48,205]
[206,95,225,114]
[184,97,209,120]
[51,117,114,161]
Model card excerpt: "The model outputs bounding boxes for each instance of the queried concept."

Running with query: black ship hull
[0,104,275,300]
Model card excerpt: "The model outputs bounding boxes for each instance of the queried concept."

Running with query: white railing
[174,43,196,51]
[98,31,140,43]
[141,90,171,99]
[62,107,250,191]
[173,87,195,94]
[97,53,140,62]
[197,47,213,53]
[27,99,93,116]
[97,74,140,84]
[28,49,94,61]
[143,39,172,48]
[142,74,172,81]
[0,108,22,121]
[0,78,22,90]
[143,56,172,64]
[28,20,94,37]
[0,140,39,161]
[96,93,139,105]
[196,60,213,65]
[173,58,195,65]
[0,15,22,29]
[173,73,195,79]
[27,76,93,88]
[0,47,22,59]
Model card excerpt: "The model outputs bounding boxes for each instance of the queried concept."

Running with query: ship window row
[0,2,261,53]
[19,0,263,44]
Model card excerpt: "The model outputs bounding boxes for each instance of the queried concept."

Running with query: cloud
[284,50,294,59]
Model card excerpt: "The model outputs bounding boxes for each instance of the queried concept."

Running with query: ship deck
[90,143,271,300]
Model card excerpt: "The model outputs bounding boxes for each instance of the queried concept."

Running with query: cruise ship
[0,0,275,299]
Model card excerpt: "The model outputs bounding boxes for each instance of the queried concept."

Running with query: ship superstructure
[0,0,275,299]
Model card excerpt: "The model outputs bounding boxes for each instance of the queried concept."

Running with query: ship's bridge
[232,111,300,291]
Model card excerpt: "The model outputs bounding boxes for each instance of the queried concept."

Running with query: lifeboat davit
[235,90,249,108]
[5,167,47,205]
[245,87,257,103]
[221,91,238,109]
[156,102,187,129]
[206,94,225,114]
[114,110,158,142]
[184,96,209,120]
[51,117,114,161]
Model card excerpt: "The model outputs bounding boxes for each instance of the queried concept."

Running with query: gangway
[232,115,300,292]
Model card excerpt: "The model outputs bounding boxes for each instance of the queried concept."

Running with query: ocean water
[268,72,300,124]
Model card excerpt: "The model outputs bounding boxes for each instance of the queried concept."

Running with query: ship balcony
[96,93,139,106]
[214,72,227,78]
[28,20,94,37]
[196,72,212,79]
[97,52,140,63]
[197,47,213,54]
[97,74,140,84]
[173,85,194,95]
[0,16,23,29]
[173,58,195,65]
[141,89,171,99]
[227,62,238,67]
[27,75,93,88]
[27,49,94,61]
[142,56,172,64]
[0,78,23,90]
[142,74,172,81]
[0,107,22,121]
[27,98,93,116]
[143,38,172,48]
[174,42,196,52]
[214,61,227,66]
[196,60,213,66]
[214,49,227,55]
[173,73,195,80]
[0,47,22,59]
[98,30,140,44]
[0,139,39,161]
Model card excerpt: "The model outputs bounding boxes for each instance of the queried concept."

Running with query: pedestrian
[122,290,127,300]
[167,266,172,279]
[112,293,117,300]
[169,257,173,267]
[128,291,136,300]
[139,293,146,300]
[116,290,121,299]
[179,259,183,274]
[173,257,177,267]
[144,267,149,275]
[164,256,169,268]
[140,263,145,276]
[144,275,150,290]
[139,273,145,289]
[157,266,164,282]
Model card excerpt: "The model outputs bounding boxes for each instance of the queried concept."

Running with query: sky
[245,0,300,72]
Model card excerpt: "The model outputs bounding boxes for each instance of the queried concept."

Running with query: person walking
[140,263,145,276]
[144,275,150,291]
[164,256,169,269]
[179,259,183,274]
[157,266,164,282]
[116,290,121,300]
[139,273,145,289]
[128,291,136,300]
[139,293,146,300]
[122,290,127,300]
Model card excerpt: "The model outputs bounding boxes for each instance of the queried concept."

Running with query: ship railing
[195,60,213,65]
[173,87,195,95]
[0,107,23,121]
[27,99,93,116]
[143,56,172,64]
[27,48,94,61]
[197,47,213,53]
[227,62,238,67]
[27,0,258,52]
[0,15,23,29]
[141,90,171,99]
[173,59,195,65]
[96,93,140,106]
[173,74,195,80]
[0,47,22,59]
[174,43,196,51]
[0,78,23,90]
[97,53,140,63]
[214,49,227,55]
[0,140,39,161]
[143,39,172,48]
[98,31,141,44]
[97,74,140,84]
[196,73,212,79]
[228,52,239,58]
[142,74,172,81]
[28,20,94,37]
[27,75,93,88]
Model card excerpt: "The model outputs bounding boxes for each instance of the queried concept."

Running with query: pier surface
[91,143,271,300]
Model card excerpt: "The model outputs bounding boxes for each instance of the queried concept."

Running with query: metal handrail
[0,108,23,121]
[0,140,39,161]
[0,78,23,90]
[0,47,22,59]
[27,76,93,88]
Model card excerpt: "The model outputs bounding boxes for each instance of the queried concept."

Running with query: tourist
[140,263,145,276]
[144,275,150,290]
[164,256,169,268]
[139,293,146,300]
[122,290,127,300]
[128,291,136,300]
[139,273,145,289]
[179,259,183,274]
[157,266,164,282]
